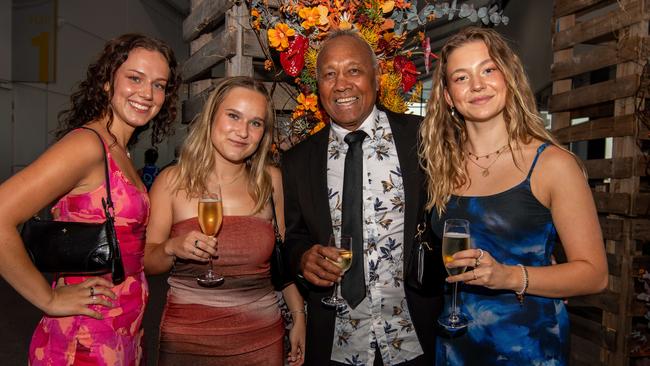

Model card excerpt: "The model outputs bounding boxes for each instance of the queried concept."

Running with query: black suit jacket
[281,110,443,365]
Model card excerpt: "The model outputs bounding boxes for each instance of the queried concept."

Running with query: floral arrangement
[247,0,508,147]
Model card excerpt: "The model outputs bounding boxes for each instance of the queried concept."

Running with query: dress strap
[526,142,550,181]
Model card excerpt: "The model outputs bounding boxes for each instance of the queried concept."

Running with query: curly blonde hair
[171,76,275,213]
[419,27,561,216]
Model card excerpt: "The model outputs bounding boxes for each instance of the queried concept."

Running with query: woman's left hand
[287,312,306,366]
[446,248,519,291]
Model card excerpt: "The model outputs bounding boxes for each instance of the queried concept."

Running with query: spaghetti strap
[526,142,550,181]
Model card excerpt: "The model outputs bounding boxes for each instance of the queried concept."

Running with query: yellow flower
[338,12,353,30]
[317,5,329,26]
[297,93,319,113]
[309,121,326,135]
[304,47,318,78]
[267,23,295,51]
[264,59,273,71]
[299,7,320,29]
[381,1,395,13]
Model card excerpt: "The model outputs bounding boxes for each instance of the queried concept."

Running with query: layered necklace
[465,143,510,177]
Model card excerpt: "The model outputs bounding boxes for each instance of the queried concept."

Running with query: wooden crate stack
[550,0,650,365]
[181,0,294,124]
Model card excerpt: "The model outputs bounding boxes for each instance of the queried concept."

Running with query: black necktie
[340,130,367,308]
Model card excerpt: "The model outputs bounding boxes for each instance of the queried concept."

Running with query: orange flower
[264,59,273,71]
[394,0,411,9]
[299,7,320,29]
[267,23,295,51]
[297,93,319,113]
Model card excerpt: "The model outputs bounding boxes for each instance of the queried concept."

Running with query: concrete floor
[0,274,169,365]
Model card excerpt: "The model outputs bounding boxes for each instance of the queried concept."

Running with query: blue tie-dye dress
[433,143,569,365]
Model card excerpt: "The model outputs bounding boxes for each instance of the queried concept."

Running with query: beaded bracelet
[515,264,529,305]
[290,310,306,316]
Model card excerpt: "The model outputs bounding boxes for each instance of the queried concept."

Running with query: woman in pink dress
[144,76,306,366]
[0,34,180,365]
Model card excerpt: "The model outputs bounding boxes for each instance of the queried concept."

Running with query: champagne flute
[196,185,224,287]
[438,219,471,331]
[321,234,352,309]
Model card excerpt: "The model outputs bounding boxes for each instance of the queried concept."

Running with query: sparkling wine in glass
[196,186,224,287]
[321,234,352,309]
[438,219,471,331]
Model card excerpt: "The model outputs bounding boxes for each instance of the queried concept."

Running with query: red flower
[280,35,309,77]
[393,55,418,92]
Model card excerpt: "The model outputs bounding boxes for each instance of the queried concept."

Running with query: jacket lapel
[309,125,334,241]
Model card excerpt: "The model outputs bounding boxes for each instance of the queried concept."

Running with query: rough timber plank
[549,74,639,112]
[568,290,619,314]
[593,191,630,214]
[552,15,575,131]
[243,29,267,59]
[553,114,636,143]
[570,313,617,350]
[583,157,648,179]
[183,0,232,42]
[600,217,623,241]
[551,37,650,80]
[182,29,237,82]
[554,0,609,18]
[553,0,650,51]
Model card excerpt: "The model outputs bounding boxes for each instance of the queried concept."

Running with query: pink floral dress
[29,135,150,366]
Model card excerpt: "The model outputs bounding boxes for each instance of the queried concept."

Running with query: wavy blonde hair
[419,27,562,216]
[171,76,275,213]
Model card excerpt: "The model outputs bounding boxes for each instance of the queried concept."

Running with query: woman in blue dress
[419,27,608,365]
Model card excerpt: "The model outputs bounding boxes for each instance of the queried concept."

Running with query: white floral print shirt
[328,108,423,365]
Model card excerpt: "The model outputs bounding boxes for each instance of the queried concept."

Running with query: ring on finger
[477,248,484,260]
[91,295,97,302]
[194,240,199,248]
[89,286,95,297]
[472,269,477,281]
[474,258,481,267]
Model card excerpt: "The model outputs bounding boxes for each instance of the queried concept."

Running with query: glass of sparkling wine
[438,219,471,331]
[321,234,352,309]
[196,185,225,287]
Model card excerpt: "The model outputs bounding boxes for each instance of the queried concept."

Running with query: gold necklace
[466,143,509,160]
[465,146,509,177]
[216,169,246,186]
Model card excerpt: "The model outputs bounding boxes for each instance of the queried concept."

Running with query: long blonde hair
[419,27,561,216]
[171,76,275,213]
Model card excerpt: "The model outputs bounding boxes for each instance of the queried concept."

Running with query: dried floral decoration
[248,0,508,146]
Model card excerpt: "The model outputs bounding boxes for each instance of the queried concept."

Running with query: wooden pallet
[551,0,650,364]
[181,0,295,124]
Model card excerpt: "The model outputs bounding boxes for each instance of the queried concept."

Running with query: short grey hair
[316,29,378,77]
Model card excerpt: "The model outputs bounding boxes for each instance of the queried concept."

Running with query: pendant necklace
[465,144,510,177]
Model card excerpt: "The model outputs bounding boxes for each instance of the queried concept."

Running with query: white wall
[0,0,189,182]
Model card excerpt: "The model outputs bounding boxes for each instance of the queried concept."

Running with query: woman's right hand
[165,230,217,262]
[45,277,116,319]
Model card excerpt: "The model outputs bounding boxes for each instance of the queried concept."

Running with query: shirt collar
[330,106,378,143]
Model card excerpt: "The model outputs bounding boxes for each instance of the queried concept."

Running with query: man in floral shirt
[282,30,444,366]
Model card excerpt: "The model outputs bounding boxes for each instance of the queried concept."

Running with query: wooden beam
[182,0,231,42]
[607,252,621,277]
[570,313,617,351]
[570,334,608,366]
[553,114,635,143]
[552,15,576,131]
[549,74,639,112]
[182,29,237,82]
[553,0,650,51]
[181,83,216,124]
[632,218,650,241]
[243,29,267,59]
[568,289,619,314]
[551,37,649,81]
[554,0,609,18]
[593,191,630,214]
[600,217,624,241]
[635,193,650,216]
[583,157,648,179]
[225,3,253,77]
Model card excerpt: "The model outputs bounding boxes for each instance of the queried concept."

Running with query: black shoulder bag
[270,196,292,291]
[20,127,125,284]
